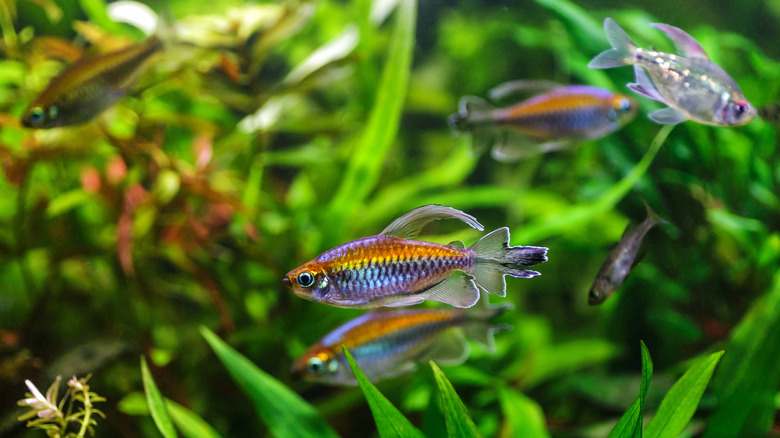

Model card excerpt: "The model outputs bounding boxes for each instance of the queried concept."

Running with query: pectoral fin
[649,107,687,125]
[380,205,484,239]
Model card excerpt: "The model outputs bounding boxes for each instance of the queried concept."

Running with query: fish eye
[28,107,46,126]
[307,357,325,375]
[616,98,632,112]
[734,102,748,116]
[297,271,315,288]
[588,289,601,303]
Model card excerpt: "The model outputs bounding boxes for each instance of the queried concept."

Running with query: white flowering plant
[17,375,106,438]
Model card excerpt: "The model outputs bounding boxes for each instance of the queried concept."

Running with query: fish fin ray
[588,18,636,69]
[488,80,562,101]
[380,204,484,239]
[383,297,426,307]
[470,228,548,296]
[424,331,470,365]
[649,107,687,124]
[651,23,709,59]
[419,271,481,308]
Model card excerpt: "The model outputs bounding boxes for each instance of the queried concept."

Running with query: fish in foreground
[589,202,665,305]
[21,36,162,128]
[448,81,637,161]
[589,18,755,126]
[283,204,548,308]
[292,305,510,385]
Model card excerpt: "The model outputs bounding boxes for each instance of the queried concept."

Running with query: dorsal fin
[651,23,709,59]
[380,204,484,239]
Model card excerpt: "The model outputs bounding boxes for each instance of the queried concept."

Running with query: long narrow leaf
[327,0,417,236]
[645,350,724,438]
[430,361,481,438]
[705,270,780,437]
[608,341,653,438]
[343,346,424,438]
[140,357,177,438]
[166,399,222,438]
[200,327,339,438]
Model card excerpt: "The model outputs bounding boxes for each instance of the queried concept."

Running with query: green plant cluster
[1,0,780,436]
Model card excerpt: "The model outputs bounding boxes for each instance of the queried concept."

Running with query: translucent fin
[448,96,495,131]
[469,228,548,296]
[588,18,637,69]
[649,107,687,125]
[491,139,571,162]
[463,301,513,351]
[424,331,470,365]
[419,271,481,308]
[488,80,562,101]
[380,204,484,239]
[383,296,426,307]
[628,66,665,102]
[650,23,709,59]
[448,240,466,249]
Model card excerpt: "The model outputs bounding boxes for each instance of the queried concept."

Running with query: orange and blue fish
[283,205,548,309]
[21,36,161,129]
[448,81,637,161]
[292,305,509,385]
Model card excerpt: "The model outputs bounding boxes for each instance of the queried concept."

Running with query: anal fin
[420,271,480,308]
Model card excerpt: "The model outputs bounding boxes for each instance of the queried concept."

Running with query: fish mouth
[282,277,292,288]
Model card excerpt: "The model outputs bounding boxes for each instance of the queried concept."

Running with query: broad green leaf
[140,357,177,438]
[534,0,606,53]
[327,0,416,236]
[645,350,724,438]
[430,361,481,438]
[200,327,338,438]
[608,341,653,438]
[343,346,424,438]
[514,124,674,243]
[498,387,549,438]
[705,270,780,437]
[166,399,222,438]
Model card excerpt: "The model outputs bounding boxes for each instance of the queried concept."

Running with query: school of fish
[18,14,757,386]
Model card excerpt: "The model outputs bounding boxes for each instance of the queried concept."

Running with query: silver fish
[589,18,755,127]
[588,202,665,305]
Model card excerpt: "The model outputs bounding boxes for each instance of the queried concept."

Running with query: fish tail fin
[469,227,548,297]
[642,199,668,226]
[588,17,637,69]
[463,301,513,352]
[449,96,499,154]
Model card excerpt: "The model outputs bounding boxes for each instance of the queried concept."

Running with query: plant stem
[76,389,92,438]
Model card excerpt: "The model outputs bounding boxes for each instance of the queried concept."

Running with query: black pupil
[309,361,322,372]
[737,104,747,114]
[31,109,44,122]
[298,272,314,287]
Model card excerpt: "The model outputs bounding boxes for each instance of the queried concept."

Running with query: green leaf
[645,350,725,438]
[199,327,339,438]
[705,271,780,437]
[327,0,417,235]
[140,357,177,438]
[608,341,653,438]
[498,387,550,438]
[514,124,674,243]
[342,346,424,438]
[430,361,482,438]
[166,399,223,438]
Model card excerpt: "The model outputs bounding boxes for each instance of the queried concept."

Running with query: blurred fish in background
[589,18,756,127]
[292,304,510,385]
[448,80,637,161]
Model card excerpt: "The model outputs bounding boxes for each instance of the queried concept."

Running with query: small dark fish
[589,18,755,126]
[21,36,162,128]
[589,202,665,305]
[448,81,636,161]
[283,204,548,309]
[292,304,509,385]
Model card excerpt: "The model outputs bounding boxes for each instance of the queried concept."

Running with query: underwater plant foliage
[2,0,780,436]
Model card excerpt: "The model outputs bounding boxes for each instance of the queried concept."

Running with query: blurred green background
[1,0,779,436]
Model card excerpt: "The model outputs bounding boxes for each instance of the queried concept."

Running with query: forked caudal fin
[588,17,637,70]
[469,227,548,297]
